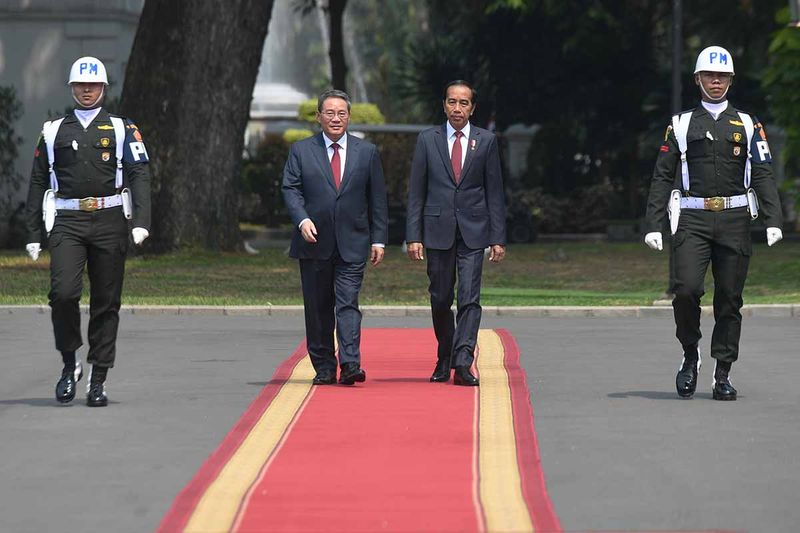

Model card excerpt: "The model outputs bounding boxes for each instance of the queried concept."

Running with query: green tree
[0,86,24,233]
[765,7,800,177]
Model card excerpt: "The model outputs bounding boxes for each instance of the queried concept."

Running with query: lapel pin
[469,139,477,151]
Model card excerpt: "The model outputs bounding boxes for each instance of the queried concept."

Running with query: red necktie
[451,131,463,183]
[331,142,342,190]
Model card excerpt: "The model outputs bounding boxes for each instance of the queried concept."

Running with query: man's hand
[300,219,318,243]
[370,245,384,266]
[132,227,149,245]
[766,227,783,247]
[644,232,663,251]
[407,241,424,261]
[25,243,41,261]
[489,244,506,263]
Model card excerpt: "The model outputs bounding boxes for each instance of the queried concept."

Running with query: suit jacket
[282,132,388,263]
[406,124,506,250]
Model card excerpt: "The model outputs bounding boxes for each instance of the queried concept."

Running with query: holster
[746,188,759,220]
[121,188,133,220]
[42,189,56,234]
[668,189,682,235]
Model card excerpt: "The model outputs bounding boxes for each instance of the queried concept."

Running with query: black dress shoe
[430,359,451,383]
[339,362,366,385]
[55,361,83,403]
[86,382,108,407]
[453,366,479,386]
[312,371,336,385]
[676,352,701,398]
[712,361,737,401]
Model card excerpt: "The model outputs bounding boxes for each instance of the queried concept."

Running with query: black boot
[86,366,109,407]
[55,358,83,404]
[676,347,701,399]
[712,360,737,401]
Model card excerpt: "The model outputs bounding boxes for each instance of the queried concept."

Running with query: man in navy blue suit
[282,89,388,385]
[406,80,507,386]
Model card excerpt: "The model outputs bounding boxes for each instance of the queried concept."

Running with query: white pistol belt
[55,194,123,212]
[680,194,748,212]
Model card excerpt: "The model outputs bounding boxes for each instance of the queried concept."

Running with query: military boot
[712,360,737,401]
[55,360,83,403]
[676,348,701,398]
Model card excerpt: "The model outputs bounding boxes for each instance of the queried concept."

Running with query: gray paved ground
[1,311,798,532]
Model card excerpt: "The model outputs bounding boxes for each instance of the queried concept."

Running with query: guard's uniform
[645,104,782,363]
[25,109,151,368]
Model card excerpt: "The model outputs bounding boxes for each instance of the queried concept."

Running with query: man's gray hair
[317,89,352,112]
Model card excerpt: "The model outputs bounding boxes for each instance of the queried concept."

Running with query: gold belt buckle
[79,197,99,212]
[705,196,725,212]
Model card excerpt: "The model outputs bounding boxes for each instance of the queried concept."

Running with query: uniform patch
[660,145,669,152]
[757,125,767,141]
[133,130,143,142]
[664,124,673,141]
[97,124,115,130]
[729,120,744,126]
[733,146,741,156]
[733,132,742,143]
[100,137,110,147]
[102,151,111,161]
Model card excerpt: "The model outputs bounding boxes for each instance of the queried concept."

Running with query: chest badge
[101,151,111,162]
[733,146,741,156]
[733,132,742,143]
[100,137,110,148]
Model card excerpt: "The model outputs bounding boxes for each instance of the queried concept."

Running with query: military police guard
[24,57,152,407]
[644,46,783,401]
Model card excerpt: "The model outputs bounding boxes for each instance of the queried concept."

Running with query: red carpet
[159,328,561,532]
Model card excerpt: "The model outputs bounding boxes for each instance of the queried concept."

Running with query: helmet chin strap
[698,80,730,103]
[71,86,105,109]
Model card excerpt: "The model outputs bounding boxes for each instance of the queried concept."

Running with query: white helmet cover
[68,56,109,85]
[694,46,735,75]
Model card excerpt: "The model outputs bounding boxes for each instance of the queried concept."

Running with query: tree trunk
[328,0,348,91]
[120,0,274,251]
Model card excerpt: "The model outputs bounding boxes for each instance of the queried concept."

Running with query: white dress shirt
[446,121,470,168]
[322,132,347,178]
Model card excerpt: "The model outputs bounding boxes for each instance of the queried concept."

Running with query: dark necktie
[331,142,341,190]
[451,131,463,183]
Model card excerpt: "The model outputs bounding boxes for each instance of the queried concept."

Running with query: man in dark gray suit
[282,89,388,385]
[406,80,507,386]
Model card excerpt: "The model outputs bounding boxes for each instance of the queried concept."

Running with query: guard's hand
[25,242,41,261]
[644,232,663,251]
[766,227,783,247]
[489,244,506,263]
[407,241,424,261]
[370,245,384,266]
[132,227,149,245]
[300,219,317,243]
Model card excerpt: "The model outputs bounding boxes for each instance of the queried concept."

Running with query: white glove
[132,227,149,245]
[766,227,783,247]
[644,232,663,251]
[26,243,41,261]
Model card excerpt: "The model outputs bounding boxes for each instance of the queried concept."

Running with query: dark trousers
[48,208,128,368]
[426,231,484,369]
[671,209,751,363]
[299,249,366,373]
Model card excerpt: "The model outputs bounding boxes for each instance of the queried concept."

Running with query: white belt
[680,194,748,212]
[55,194,122,212]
